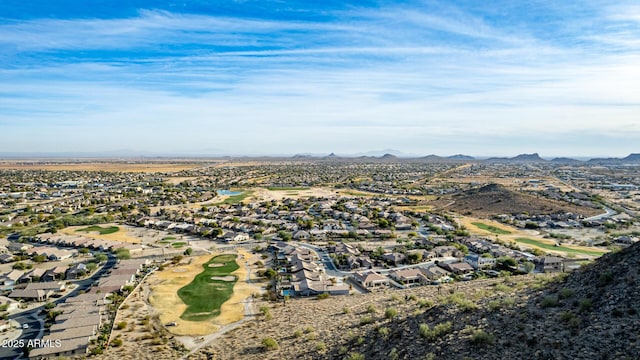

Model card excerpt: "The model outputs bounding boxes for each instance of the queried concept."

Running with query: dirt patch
[0,161,202,173]
[215,249,262,325]
[99,283,185,360]
[61,224,142,244]
[252,187,338,202]
[431,183,601,218]
[149,255,222,336]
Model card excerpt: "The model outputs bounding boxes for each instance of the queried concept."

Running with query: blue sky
[1,1,639,157]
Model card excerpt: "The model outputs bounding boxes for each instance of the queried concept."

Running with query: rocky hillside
[329,242,640,360]
[185,243,639,360]
[433,183,600,217]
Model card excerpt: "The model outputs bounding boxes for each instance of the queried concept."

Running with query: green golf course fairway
[177,254,239,321]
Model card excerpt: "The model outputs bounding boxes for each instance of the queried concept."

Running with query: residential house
[352,271,389,289]
[382,252,406,266]
[18,268,46,283]
[43,266,67,281]
[66,263,88,279]
[439,261,474,275]
[222,231,250,243]
[25,281,66,293]
[8,289,49,302]
[534,256,564,273]
[293,230,310,240]
[0,253,15,263]
[1,270,24,288]
[464,254,497,270]
[420,265,451,281]
[389,268,427,286]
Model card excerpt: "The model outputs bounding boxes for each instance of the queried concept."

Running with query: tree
[277,230,292,241]
[407,252,423,264]
[115,248,131,260]
[522,261,535,273]
[184,248,193,256]
[86,262,98,272]
[95,253,108,263]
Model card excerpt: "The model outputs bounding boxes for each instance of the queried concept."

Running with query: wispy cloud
[1,1,639,156]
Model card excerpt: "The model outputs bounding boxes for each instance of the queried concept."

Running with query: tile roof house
[352,271,390,289]
[389,268,428,285]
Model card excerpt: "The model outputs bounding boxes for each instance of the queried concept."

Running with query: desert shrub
[541,295,559,308]
[317,293,330,300]
[385,307,398,320]
[559,288,574,299]
[262,337,278,350]
[599,271,614,286]
[360,315,374,325]
[366,304,378,313]
[116,322,127,330]
[343,307,351,314]
[470,329,495,346]
[417,299,434,308]
[293,330,303,338]
[304,326,315,333]
[346,352,365,360]
[559,311,576,322]
[579,298,593,313]
[315,341,326,352]
[111,338,123,347]
[419,322,452,341]
[494,283,512,293]
[502,297,515,307]
[378,327,390,338]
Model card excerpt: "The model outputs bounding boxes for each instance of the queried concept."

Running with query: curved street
[0,254,118,359]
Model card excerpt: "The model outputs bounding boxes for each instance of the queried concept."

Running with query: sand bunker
[208,263,224,268]
[210,276,236,282]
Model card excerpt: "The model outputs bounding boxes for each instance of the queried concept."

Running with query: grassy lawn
[178,254,239,321]
[267,187,310,191]
[171,242,187,248]
[157,240,170,245]
[75,225,119,235]
[471,222,512,235]
[162,236,176,241]
[514,238,607,257]
[214,190,253,205]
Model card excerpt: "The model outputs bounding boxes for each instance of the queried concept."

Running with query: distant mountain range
[2,151,639,164]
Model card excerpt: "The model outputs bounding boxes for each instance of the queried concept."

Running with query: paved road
[0,254,118,359]
[295,242,347,277]
[585,206,617,221]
